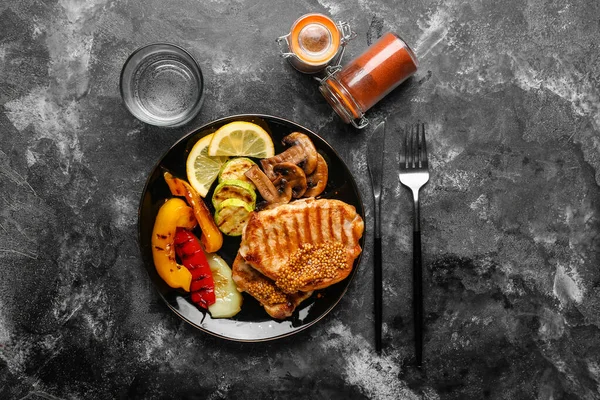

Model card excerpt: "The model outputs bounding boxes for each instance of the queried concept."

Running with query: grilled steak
[239,198,364,293]
[232,254,313,319]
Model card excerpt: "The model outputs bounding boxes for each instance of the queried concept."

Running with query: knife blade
[367,121,386,226]
[366,121,386,353]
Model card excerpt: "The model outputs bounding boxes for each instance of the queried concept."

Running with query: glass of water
[120,43,204,127]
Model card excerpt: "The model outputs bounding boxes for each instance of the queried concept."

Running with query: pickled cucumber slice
[214,198,254,236]
[206,253,242,318]
[212,179,257,210]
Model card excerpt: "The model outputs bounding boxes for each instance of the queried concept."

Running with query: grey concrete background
[1,0,600,399]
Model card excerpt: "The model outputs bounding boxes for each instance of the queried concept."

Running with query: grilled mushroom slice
[245,165,292,205]
[273,162,307,198]
[304,153,328,197]
[281,132,318,175]
[261,132,318,179]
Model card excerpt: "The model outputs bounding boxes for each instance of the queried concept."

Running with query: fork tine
[408,124,413,168]
[405,124,410,167]
[400,124,407,168]
[420,123,428,167]
[412,123,418,168]
[401,123,429,170]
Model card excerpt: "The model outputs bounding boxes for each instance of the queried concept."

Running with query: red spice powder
[324,32,418,120]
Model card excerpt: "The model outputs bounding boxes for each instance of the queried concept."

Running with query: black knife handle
[374,236,382,353]
[413,230,423,367]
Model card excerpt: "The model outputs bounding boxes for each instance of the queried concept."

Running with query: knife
[367,121,386,353]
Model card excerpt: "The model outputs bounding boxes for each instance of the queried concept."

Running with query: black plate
[138,114,365,341]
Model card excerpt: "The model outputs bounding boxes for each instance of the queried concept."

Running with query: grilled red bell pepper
[174,228,216,309]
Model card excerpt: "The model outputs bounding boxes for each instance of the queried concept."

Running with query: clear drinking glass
[120,43,204,127]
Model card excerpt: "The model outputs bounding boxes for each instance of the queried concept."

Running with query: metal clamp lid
[276,33,295,59]
[328,21,356,68]
[351,116,369,129]
[314,64,342,83]
[317,66,369,129]
[338,21,356,45]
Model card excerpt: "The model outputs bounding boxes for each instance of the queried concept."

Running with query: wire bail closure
[276,33,294,59]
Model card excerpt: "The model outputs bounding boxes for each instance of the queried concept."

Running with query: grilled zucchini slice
[214,198,254,236]
[218,157,257,187]
[212,179,257,210]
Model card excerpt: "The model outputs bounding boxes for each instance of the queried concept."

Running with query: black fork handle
[413,230,423,368]
[374,236,382,353]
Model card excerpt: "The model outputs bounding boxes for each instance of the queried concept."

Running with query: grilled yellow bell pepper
[164,171,223,253]
[151,198,197,291]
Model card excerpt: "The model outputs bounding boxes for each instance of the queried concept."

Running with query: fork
[399,123,430,368]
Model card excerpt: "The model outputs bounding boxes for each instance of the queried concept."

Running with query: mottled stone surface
[1,0,599,399]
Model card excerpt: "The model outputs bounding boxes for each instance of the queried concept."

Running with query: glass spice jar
[318,32,418,128]
[277,13,355,74]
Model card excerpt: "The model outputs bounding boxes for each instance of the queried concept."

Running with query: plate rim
[137,113,365,342]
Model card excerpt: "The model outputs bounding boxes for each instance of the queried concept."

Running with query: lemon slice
[207,121,275,158]
[186,133,229,197]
